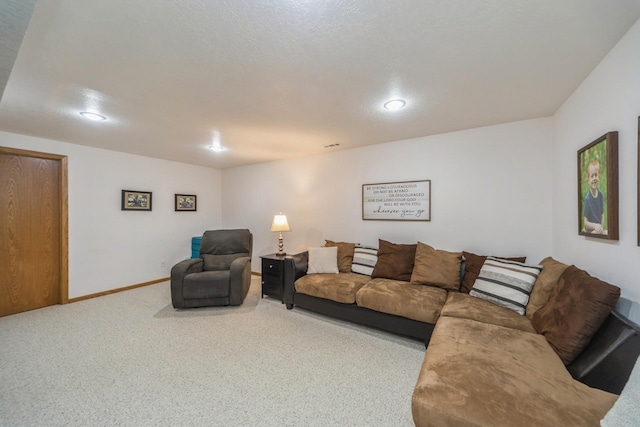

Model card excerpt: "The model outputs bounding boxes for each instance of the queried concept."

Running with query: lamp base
[276,232,286,256]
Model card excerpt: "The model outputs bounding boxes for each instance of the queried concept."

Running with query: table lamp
[270,214,291,256]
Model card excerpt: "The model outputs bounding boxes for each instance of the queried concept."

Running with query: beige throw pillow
[410,242,462,291]
[307,246,339,274]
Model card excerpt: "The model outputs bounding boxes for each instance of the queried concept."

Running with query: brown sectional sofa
[281,240,640,426]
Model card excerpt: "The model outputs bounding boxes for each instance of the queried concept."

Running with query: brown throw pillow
[460,251,526,293]
[525,257,569,320]
[410,242,462,291]
[325,240,356,273]
[532,265,620,365]
[371,239,417,282]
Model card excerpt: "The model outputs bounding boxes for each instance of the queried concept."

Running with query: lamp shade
[270,214,291,232]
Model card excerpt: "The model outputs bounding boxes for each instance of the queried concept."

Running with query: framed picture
[121,190,152,211]
[362,180,431,221]
[577,131,618,240]
[175,194,197,212]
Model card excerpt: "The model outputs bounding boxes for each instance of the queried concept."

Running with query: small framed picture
[175,194,197,212]
[122,190,152,211]
[577,131,618,240]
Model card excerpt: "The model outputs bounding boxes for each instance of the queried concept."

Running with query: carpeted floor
[0,277,425,426]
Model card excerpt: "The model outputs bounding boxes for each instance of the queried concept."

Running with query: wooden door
[0,148,67,316]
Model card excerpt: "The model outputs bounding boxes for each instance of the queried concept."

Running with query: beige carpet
[0,277,425,426]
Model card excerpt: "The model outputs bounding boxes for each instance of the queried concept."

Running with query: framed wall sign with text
[362,180,431,221]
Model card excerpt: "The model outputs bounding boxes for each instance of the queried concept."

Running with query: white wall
[553,19,640,304]
[222,117,553,270]
[0,131,222,298]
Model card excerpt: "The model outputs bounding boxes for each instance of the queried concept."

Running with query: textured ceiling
[1,1,640,169]
[0,0,37,100]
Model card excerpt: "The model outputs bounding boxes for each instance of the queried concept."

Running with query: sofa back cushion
[371,239,417,282]
[532,265,621,365]
[460,251,526,293]
[410,242,462,291]
[325,240,356,273]
[525,257,569,320]
[469,257,542,315]
[351,245,378,276]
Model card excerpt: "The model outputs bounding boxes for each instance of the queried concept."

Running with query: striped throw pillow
[351,246,378,276]
[469,257,543,315]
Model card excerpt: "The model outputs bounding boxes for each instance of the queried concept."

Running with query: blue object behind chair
[191,236,202,258]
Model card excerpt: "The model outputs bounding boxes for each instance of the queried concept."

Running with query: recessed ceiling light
[383,99,406,111]
[80,111,106,121]
[209,145,225,152]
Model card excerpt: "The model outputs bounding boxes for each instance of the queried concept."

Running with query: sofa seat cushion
[412,317,616,427]
[441,292,535,333]
[183,271,230,299]
[355,278,447,324]
[294,272,370,304]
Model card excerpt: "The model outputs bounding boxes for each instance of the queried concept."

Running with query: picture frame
[577,131,618,240]
[637,117,640,246]
[121,190,152,211]
[362,180,431,221]
[175,194,197,212]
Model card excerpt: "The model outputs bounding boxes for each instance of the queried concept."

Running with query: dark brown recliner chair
[171,229,253,308]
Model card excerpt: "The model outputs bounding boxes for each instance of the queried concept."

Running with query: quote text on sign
[362,181,430,220]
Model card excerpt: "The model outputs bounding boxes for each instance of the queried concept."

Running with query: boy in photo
[583,159,606,234]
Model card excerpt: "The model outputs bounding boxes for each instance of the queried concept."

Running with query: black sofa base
[287,292,435,343]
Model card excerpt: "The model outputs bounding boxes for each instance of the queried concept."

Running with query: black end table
[260,254,288,303]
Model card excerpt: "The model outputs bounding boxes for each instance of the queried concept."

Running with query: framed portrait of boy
[577,131,618,240]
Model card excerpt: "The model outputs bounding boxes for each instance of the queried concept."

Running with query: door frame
[0,146,69,304]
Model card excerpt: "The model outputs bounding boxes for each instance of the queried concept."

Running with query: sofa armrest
[283,251,308,307]
[567,310,640,394]
[170,258,203,308]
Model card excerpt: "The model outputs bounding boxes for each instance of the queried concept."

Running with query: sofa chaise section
[412,316,617,427]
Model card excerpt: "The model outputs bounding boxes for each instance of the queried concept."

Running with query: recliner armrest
[170,258,203,308]
[172,258,203,278]
[229,256,252,305]
[229,256,251,278]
